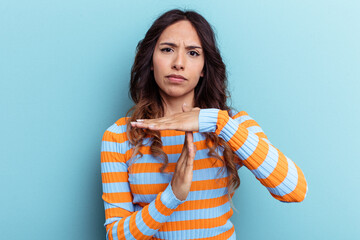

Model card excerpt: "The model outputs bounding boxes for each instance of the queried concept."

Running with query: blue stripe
[133,187,228,203]
[167,201,231,222]
[101,141,131,154]
[160,132,206,145]
[101,162,127,173]
[234,115,252,124]
[123,217,135,240]
[104,217,121,227]
[234,132,258,161]
[187,188,228,200]
[129,167,226,184]
[198,108,219,132]
[228,229,237,240]
[129,172,172,184]
[250,144,278,179]
[107,123,127,134]
[153,220,234,239]
[266,157,298,196]
[104,201,134,212]
[103,182,130,193]
[147,200,168,222]
[135,209,154,237]
[111,221,119,240]
[247,125,263,134]
[129,148,214,164]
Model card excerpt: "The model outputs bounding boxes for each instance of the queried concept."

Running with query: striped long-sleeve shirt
[100,108,308,239]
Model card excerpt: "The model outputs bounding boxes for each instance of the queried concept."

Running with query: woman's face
[152,20,205,100]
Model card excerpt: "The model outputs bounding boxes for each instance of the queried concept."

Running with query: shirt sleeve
[198,108,308,202]
[101,123,185,240]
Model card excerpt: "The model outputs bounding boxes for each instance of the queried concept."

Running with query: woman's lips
[167,76,186,83]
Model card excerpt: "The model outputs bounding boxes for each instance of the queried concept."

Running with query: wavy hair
[125,9,241,209]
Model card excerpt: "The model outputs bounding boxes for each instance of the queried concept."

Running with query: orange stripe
[232,110,248,119]
[131,183,168,195]
[142,205,161,230]
[152,225,235,240]
[103,137,210,161]
[101,150,134,164]
[101,151,125,163]
[115,117,129,127]
[199,225,235,240]
[176,195,229,211]
[105,221,116,240]
[226,124,249,153]
[102,192,132,203]
[135,194,232,210]
[241,137,269,170]
[130,178,229,195]
[117,218,125,240]
[102,172,128,183]
[102,130,127,143]
[271,163,307,202]
[256,132,268,140]
[160,129,186,137]
[215,110,230,135]
[257,149,288,188]
[155,192,175,216]
[190,177,228,191]
[129,212,148,239]
[129,156,225,174]
[159,209,233,231]
[105,207,132,220]
[240,119,260,129]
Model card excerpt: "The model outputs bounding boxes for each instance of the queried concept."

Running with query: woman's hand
[130,104,200,132]
[170,130,196,201]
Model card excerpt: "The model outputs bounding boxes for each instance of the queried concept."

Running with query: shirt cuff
[198,108,220,133]
[160,183,186,209]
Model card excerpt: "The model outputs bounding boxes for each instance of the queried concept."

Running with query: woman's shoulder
[102,116,130,143]
[228,108,250,119]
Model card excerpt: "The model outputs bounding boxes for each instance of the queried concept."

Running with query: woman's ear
[200,70,204,77]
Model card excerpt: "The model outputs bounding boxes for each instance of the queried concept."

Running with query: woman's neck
[160,91,195,117]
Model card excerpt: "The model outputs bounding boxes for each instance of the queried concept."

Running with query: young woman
[101,9,308,240]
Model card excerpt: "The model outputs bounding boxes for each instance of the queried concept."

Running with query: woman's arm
[199,108,308,202]
[101,123,185,240]
[130,107,308,202]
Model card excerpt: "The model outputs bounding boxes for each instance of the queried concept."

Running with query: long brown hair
[126,9,240,208]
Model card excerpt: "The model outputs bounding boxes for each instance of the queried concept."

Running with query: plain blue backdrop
[1,0,359,239]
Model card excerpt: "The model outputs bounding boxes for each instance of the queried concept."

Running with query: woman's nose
[172,52,185,70]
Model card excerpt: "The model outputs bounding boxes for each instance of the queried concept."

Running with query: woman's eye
[161,48,172,52]
[189,51,200,57]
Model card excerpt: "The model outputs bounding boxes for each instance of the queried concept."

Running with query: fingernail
[136,119,144,122]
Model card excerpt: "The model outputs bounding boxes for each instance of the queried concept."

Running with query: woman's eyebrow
[159,42,202,50]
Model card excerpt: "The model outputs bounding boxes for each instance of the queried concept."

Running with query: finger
[130,121,171,130]
[185,131,194,147]
[186,133,195,169]
[175,138,189,176]
[136,117,169,124]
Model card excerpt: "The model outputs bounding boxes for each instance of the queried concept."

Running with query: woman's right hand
[170,103,197,201]
[170,130,196,201]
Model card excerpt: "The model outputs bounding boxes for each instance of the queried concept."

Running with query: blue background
[1,0,359,239]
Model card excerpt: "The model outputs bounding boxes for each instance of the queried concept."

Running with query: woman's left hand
[130,104,200,132]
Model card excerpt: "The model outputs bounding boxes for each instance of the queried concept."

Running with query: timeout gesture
[130,104,200,132]
[131,103,198,201]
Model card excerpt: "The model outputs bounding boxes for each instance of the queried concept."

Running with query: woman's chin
[161,89,195,99]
